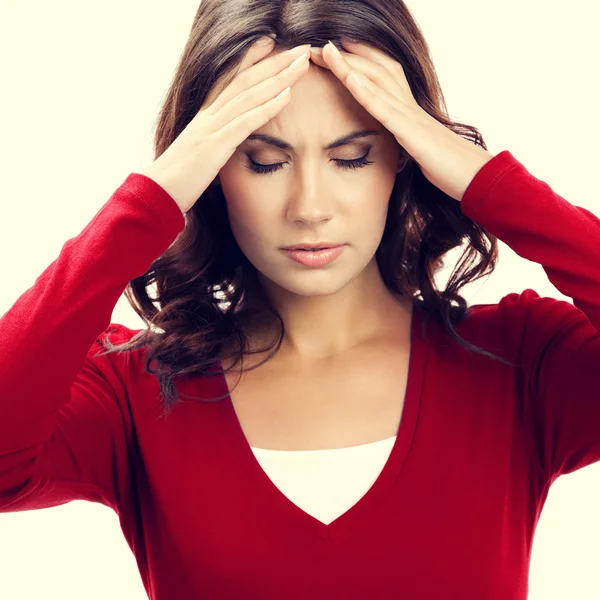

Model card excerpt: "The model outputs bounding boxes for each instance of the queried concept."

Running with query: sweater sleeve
[460,150,600,481]
[0,173,186,512]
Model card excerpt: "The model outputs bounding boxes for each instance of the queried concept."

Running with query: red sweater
[1,150,599,599]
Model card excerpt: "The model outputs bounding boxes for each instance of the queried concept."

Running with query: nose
[285,167,334,226]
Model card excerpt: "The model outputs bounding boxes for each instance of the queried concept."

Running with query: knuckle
[372,64,387,83]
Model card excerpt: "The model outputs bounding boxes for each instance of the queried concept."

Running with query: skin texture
[216,49,412,362]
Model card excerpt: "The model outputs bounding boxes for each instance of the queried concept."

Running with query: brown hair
[98,0,518,418]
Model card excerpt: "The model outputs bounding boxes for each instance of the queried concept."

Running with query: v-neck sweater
[1,149,599,599]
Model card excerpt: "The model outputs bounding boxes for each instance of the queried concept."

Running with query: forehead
[251,48,382,145]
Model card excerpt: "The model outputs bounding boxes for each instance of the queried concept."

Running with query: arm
[0,173,185,511]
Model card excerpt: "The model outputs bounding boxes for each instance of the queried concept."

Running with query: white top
[250,435,397,525]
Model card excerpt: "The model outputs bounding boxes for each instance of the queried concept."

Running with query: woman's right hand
[140,39,312,215]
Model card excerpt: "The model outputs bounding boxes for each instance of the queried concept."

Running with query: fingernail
[310,47,323,55]
[255,35,275,46]
[289,44,312,56]
[327,40,342,58]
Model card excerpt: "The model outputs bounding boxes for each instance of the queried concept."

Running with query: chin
[272,270,358,298]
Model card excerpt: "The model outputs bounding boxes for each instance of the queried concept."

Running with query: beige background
[1,0,599,597]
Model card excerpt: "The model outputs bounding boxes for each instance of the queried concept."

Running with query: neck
[240,259,412,361]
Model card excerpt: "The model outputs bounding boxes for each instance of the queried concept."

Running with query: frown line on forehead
[246,129,383,151]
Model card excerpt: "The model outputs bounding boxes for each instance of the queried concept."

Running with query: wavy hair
[98,0,518,418]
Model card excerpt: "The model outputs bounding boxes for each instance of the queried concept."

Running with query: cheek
[225,198,275,250]
[353,195,391,238]
[220,177,268,230]
[366,203,391,234]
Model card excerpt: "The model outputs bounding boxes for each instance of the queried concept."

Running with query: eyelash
[245,153,374,175]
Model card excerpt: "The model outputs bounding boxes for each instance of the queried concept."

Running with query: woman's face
[216,51,406,300]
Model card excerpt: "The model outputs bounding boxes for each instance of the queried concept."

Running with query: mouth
[282,243,344,251]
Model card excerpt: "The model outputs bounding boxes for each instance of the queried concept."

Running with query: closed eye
[245,153,374,175]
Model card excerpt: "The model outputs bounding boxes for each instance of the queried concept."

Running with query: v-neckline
[214,300,429,542]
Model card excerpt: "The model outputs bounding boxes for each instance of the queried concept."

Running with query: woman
[1,0,599,598]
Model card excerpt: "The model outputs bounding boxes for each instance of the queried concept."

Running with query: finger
[345,71,415,141]
[313,44,406,103]
[340,39,412,92]
[205,40,309,115]
[216,85,294,152]
[203,38,276,110]
[347,74,397,132]
[308,49,330,69]
[311,47,405,132]
[213,50,310,133]
[346,70,405,118]
[213,43,311,113]
[205,38,281,112]
[310,50,401,114]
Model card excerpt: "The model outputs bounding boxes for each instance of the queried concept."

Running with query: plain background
[1,0,599,597]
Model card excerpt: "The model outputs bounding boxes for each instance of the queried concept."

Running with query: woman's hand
[142,39,311,214]
[309,40,494,202]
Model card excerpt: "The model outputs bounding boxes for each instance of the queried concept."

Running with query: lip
[282,243,345,250]
[281,245,345,267]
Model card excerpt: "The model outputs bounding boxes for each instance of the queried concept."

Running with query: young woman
[1,1,598,598]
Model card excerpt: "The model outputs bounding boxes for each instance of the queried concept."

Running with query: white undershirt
[250,435,397,525]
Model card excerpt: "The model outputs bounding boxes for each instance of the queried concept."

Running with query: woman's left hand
[309,40,495,202]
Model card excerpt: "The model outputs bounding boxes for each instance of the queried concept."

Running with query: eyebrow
[245,129,383,151]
